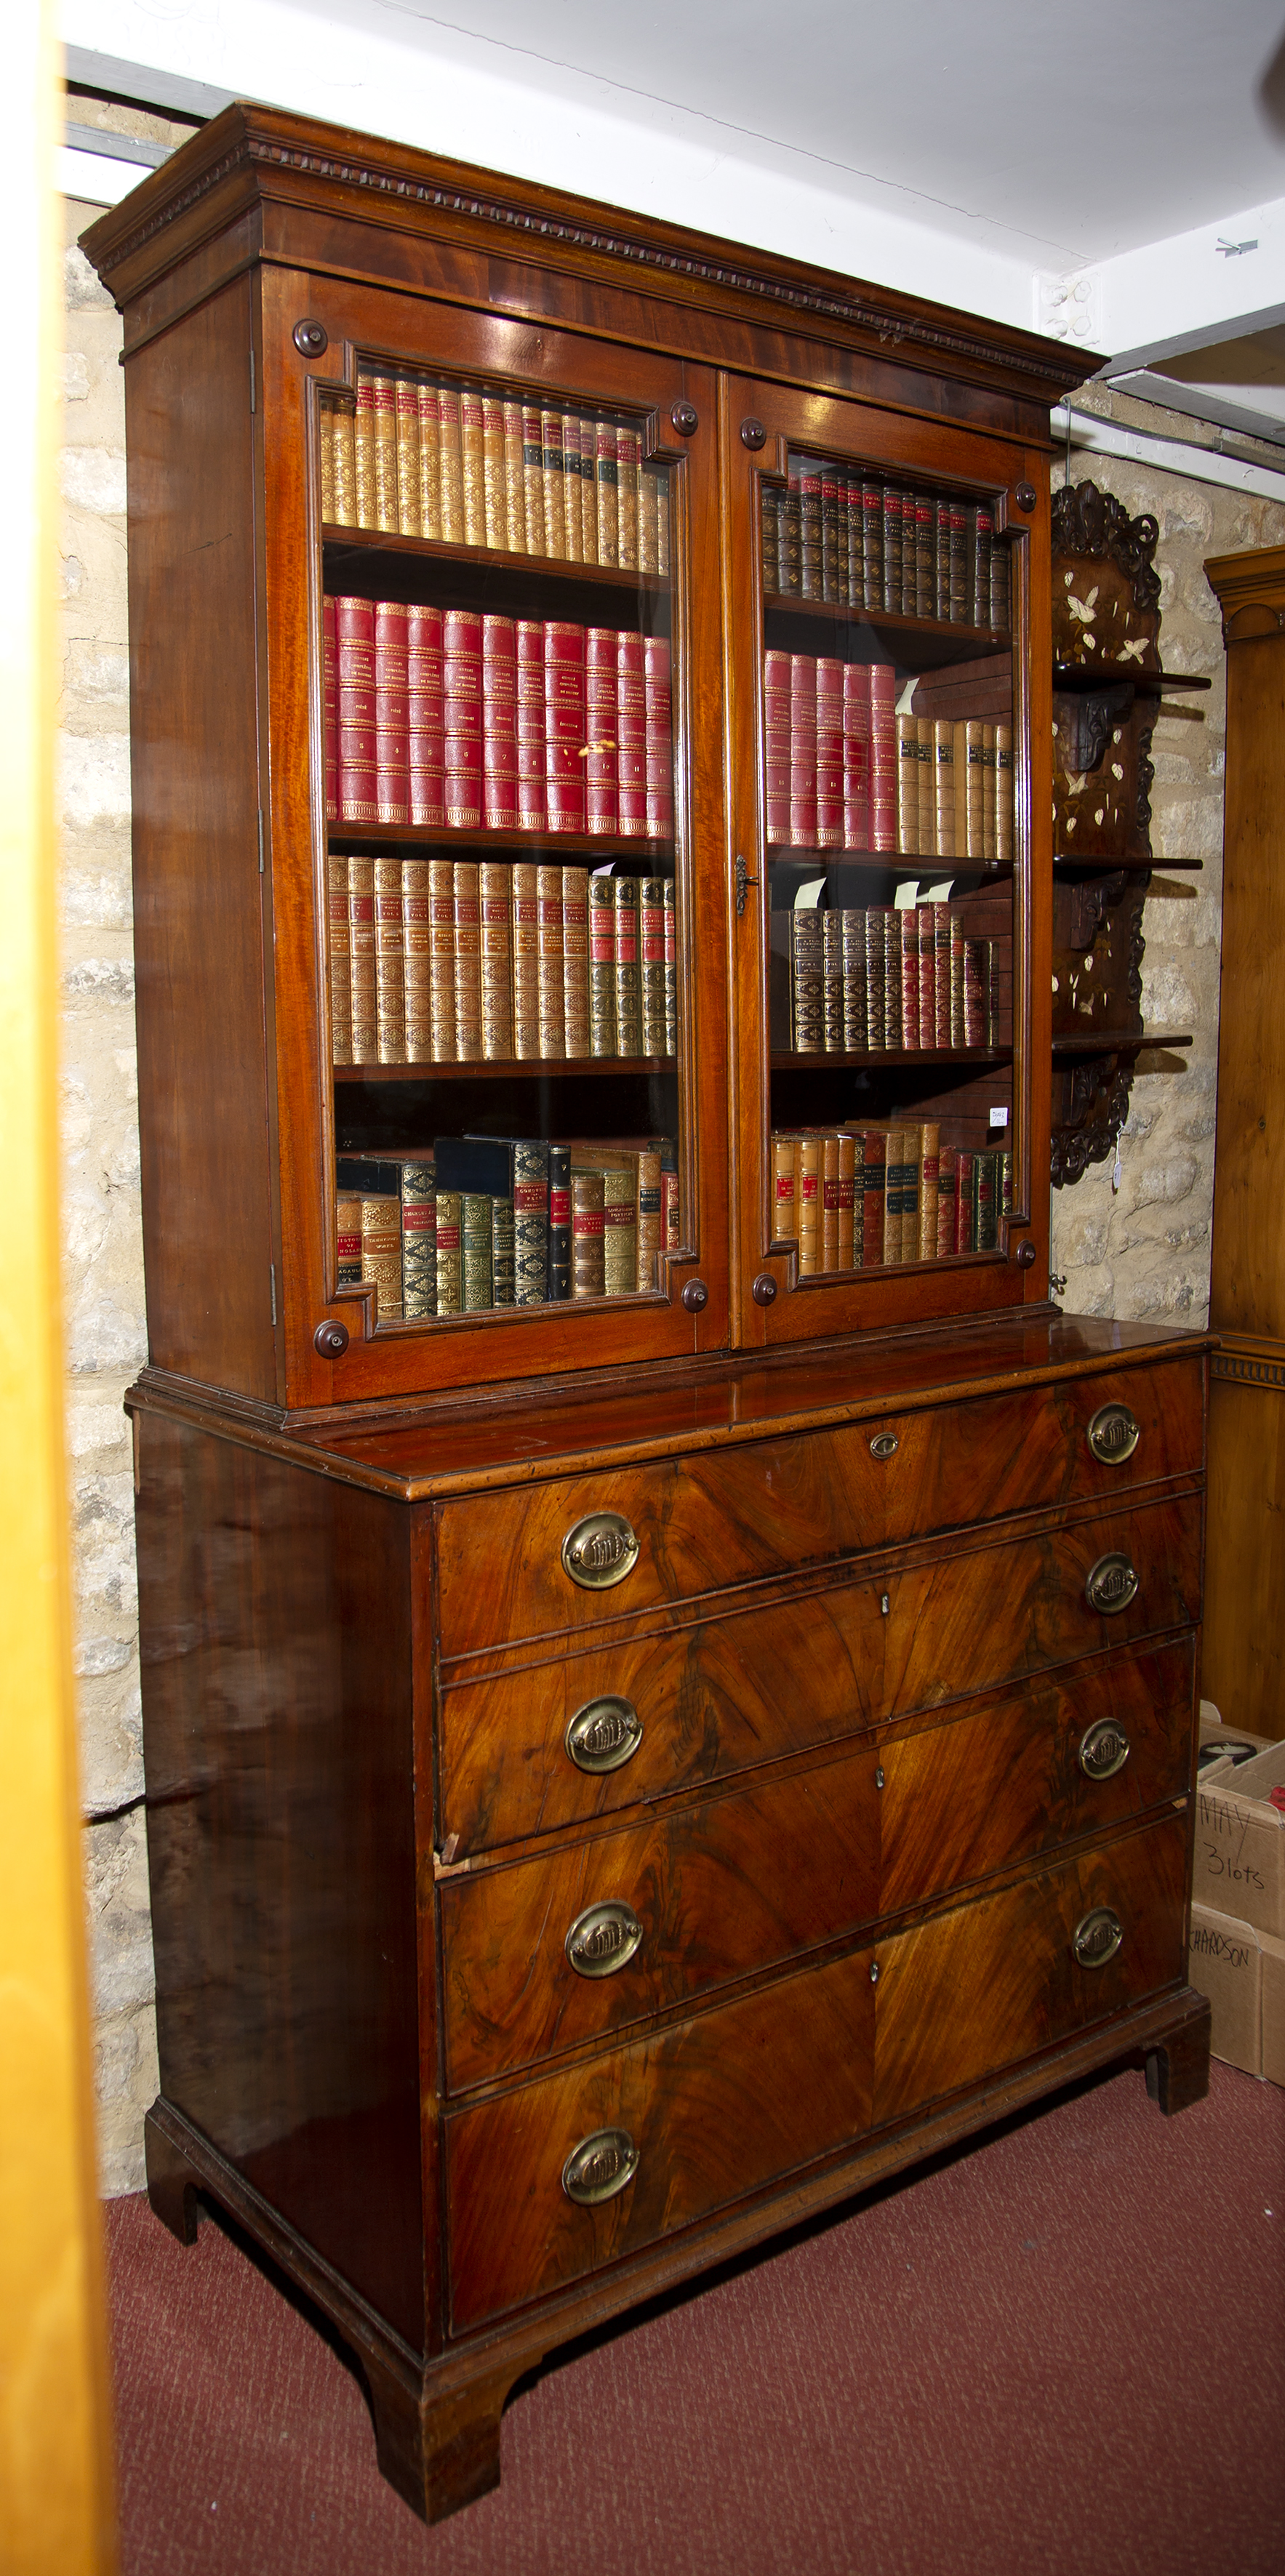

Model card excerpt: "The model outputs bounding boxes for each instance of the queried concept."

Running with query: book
[840,909,868,1052]
[842,664,871,850]
[594,420,620,567]
[479,859,513,1060]
[336,1190,362,1290]
[452,860,482,1062]
[796,1135,820,1274]
[772,1133,795,1239]
[640,876,667,1056]
[537,863,566,1059]
[407,602,444,829]
[821,1132,841,1269]
[571,1149,638,1296]
[511,861,540,1059]
[347,854,376,1064]
[521,401,545,558]
[821,912,846,1053]
[616,425,641,571]
[460,389,487,548]
[970,502,993,627]
[516,619,546,831]
[936,1145,958,1258]
[851,1126,886,1267]
[779,457,802,594]
[617,632,647,839]
[401,1156,436,1319]
[328,851,351,1065]
[481,614,517,831]
[481,393,506,551]
[402,859,431,1062]
[353,372,376,526]
[870,663,897,851]
[814,657,844,850]
[435,1190,463,1313]
[416,382,441,541]
[374,851,406,1063]
[764,649,791,843]
[364,1190,402,1317]
[503,399,527,553]
[444,608,482,830]
[370,372,399,533]
[322,595,338,821]
[394,377,420,537]
[790,654,817,848]
[895,713,919,855]
[561,412,585,566]
[437,384,464,544]
[588,874,617,1056]
[571,1168,606,1297]
[491,1194,516,1306]
[548,1143,572,1299]
[652,1134,680,1255]
[860,474,884,611]
[917,1120,941,1261]
[663,879,678,1057]
[460,1192,492,1310]
[336,595,377,822]
[644,638,673,838]
[789,905,825,1053]
[585,627,619,838]
[428,857,456,1062]
[545,621,585,833]
[996,725,1014,863]
[562,867,591,1059]
[454,1136,549,1307]
[613,875,643,1056]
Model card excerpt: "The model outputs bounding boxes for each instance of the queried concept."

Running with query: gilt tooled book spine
[899,909,920,1052]
[481,614,517,831]
[982,724,998,864]
[336,595,377,822]
[460,1192,492,1311]
[588,875,616,1056]
[452,860,483,1062]
[548,1143,572,1299]
[881,485,902,617]
[989,542,1010,635]
[662,878,677,1057]
[369,374,399,534]
[353,372,377,527]
[561,414,585,566]
[843,1129,862,1269]
[869,662,897,852]
[635,1146,662,1291]
[511,863,540,1059]
[798,457,823,600]
[323,595,338,822]
[764,649,791,844]
[617,632,648,840]
[779,456,802,596]
[479,859,513,1062]
[571,1168,606,1297]
[615,425,641,571]
[842,663,870,851]
[347,856,376,1064]
[860,474,883,613]
[394,377,421,537]
[796,1136,820,1275]
[434,1192,463,1314]
[516,619,546,831]
[336,1191,362,1291]
[895,715,919,857]
[936,1145,958,1259]
[407,601,444,830]
[521,400,546,558]
[596,1163,638,1298]
[914,493,934,619]
[761,483,780,593]
[645,637,673,840]
[815,657,844,851]
[820,1132,840,1272]
[840,909,867,1053]
[863,907,886,1054]
[790,654,817,849]
[844,472,862,608]
[502,399,527,554]
[537,863,566,1059]
[319,401,336,523]
[541,408,567,558]
[772,1134,796,1241]
[790,908,824,1054]
[331,400,357,529]
[640,877,667,1057]
[328,851,351,1066]
[996,725,1014,864]
[415,382,441,542]
[970,502,993,627]
[459,388,487,549]
[881,906,903,1051]
[594,420,619,568]
[579,417,601,566]
[963,937,988,1049]
[428,858,457,1064]
[948,494,967,624]
[820,460,841,603]
[507,1141,549,1306]
[821,912,845,1054]
[638,462,660,576]
[918,1120,940,1262]
[361,1191,402,1319]
[374,854,407,1064]
[585,627,619,838]
[916,715,934,859]
[934,497,951,623]
[444,609,482,830]
[545,622,585,834]
[481,393,507,552]
[613,876,642,1059]
[934,903,952,1050]
[954,1149,976,1254]
[401,1157,437,1319]
[562,867,591,1060]
[436,384,464,545]
[490,1195,516,1307]
[849,1126,886,1267]
[917,905,936,1049]
[375,599,409,827]
[974,1149,999,1254]
[402,859,431,1063]
[933,720,956,863]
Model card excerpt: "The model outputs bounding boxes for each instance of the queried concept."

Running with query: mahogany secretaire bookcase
[82,104,1212,2524]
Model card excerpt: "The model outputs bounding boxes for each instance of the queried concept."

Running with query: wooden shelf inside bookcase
[768,846,1013,876]
[763,593,1011,665]
[328,825,672,859]
[770,1047,1012,1070]
[323,526,667,598]
[335,1054,671,1083]
[1051,1029,1193,1056]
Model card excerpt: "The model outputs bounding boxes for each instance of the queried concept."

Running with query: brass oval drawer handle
[565,1696,643,1774]
[1085,1552,1139,1615]
[1078,1717,1131,1781]
[869,1432,899,1461]
[562,2128,639,2206]
[1072,1906,1124,1969]
[565,1899,643,1979]
[561,1511,640,1590]
[1087,1403,1140,1465]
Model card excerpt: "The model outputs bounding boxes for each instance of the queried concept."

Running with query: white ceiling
[62,0,1285,425]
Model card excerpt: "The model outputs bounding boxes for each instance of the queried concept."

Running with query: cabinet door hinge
[270,1261,277,1325]
[249,348,256,414]
[257,810,265,872]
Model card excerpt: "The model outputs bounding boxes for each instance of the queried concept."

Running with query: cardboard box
[1191,1740,1285,1941]
[1198,1711,1273,1764]
[1188,1903,1285,2086]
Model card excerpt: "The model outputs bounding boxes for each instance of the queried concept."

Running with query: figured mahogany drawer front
[874,1813,1189,2126]
[439,1498,1202,1853]
[445,1812,1187,2333]
[446,1937,877,2335]
[440,1750,881,2094]
[433,1362,1203,1658]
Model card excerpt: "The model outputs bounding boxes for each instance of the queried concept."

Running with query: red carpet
[105,2061,1284,2576]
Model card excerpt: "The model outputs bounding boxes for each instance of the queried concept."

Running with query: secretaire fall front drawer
[438,1500,1203,1853]
[432,1362,1204,1657]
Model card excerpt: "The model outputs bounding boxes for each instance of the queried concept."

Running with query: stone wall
[1049,387,1285,1326]
[55,145,1285,2190]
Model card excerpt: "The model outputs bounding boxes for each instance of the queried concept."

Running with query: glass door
[724,384,1052,1348]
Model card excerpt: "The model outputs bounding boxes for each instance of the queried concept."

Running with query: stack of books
[326,603,673,838]
[330,855,676,1067]
[773,903,1001,1055]
[771,1126,1011,1269]
[321,376,669,574]
[764,650,1012,860]
[337,1138,679,1318]
[762,459,1009,630]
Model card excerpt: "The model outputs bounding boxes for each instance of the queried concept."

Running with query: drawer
[445,1813,1188,2332]
[439,1496,1203,1853]
[433,1360,1204,1658]
[439,1748,881,2093]
[874,1811,1189,2124]
[446,1933,876,2335]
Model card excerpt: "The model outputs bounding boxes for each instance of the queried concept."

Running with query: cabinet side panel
[1209,631,1285,1339]
[124,277,277,1398]
[135,1413,426,2354]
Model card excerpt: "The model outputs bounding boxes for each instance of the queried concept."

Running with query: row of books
[763,460,1010,631]
[774,906,1003,1055]
[325,600,673,837]
[321,377,670,574]
[337,1139,679,1318]
[330,856,676,1066]
[764,651,1012,860]
[772,1126,1012,1269]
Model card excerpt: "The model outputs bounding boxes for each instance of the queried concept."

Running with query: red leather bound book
[955,1147,976,1253]
[616,631,647,838]
[814,654,843,849]
[900,909,920,1049]
[644,636,673,837]
[917,907,936,1046]
[585,627,618,836]
[789,654,817,848]
[336,595,377,821]
[869,661,897,852]
[374,598,409,827]
[516,619,546,830]
[842,662,870,850]
[481,613,518,830]
[407,602,444,830]
[444,608,482,830]
[322,595,338,822]
[544,621,585,832]
[764,647,791,843]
